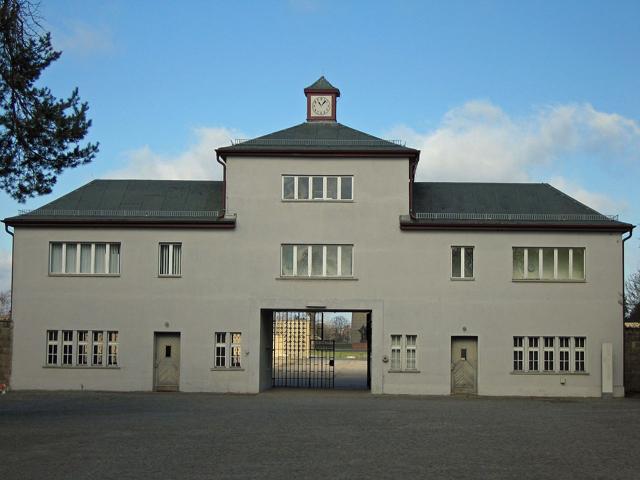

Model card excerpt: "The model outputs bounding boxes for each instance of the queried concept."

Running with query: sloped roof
[402,182,632,231]
[304,76,339,92]
[4,180,234,227]
[216,122,418,157]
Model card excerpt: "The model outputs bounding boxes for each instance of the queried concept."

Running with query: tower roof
[304,76,340,95]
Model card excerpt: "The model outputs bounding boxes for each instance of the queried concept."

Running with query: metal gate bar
[272,311,335,388]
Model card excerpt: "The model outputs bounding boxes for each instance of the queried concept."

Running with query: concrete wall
[624,324,640,393]
[9,155,626,396]
[0,316,12,386]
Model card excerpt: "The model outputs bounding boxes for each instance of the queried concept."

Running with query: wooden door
[451,337,478,394]
[154,333,180,391]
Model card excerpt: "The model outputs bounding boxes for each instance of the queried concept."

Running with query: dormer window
[282,175,353,201]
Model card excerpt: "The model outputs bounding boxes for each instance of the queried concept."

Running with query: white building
[4,78,633,396]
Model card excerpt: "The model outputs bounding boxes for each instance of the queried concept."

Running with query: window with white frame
[49,242,120,275]
[451,246,474,279]
[44,330,118,368]
[512,247,585,281]
[390,334,418,371]
[159,243,182,276]
[513,336,587,373]
[282,175,353,201]
[281,244,353,278]
[214,332,242,369]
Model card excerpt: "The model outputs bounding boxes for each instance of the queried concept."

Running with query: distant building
[3,78,634,396]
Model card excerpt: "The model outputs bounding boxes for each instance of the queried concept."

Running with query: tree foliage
[626,270,640,321]
[0,0,98,202]
[0,289,10,316]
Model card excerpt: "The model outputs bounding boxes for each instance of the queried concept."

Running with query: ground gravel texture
[1,390,639,479]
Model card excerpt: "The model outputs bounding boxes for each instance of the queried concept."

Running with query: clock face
[310,95,332,117]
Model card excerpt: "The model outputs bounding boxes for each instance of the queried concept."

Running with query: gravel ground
[1,390,639,480]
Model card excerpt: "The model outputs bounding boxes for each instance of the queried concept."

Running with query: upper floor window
[50,242,120,275]
[159,243,182,276]
[451,246,474,279]
[282,175,353,201]
[281,244,353,278]
[512,247,585,281]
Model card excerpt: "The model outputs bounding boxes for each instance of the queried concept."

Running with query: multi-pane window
[281,244,354,278]
[47,330,58,365]
[513,336,587,373]
[159,243,182,276]
[559,337,570,371]
[62,330,73,365]
[405,335,417,370]
[214,332,242,369]
[107,331,119,366]
[390,334,417,371]
[512,247,585,281]
[528,337,539,371]
[390,335,402,370]
[574,337,586,372]
[45,330,117,368]
[282,175,354,201]
[50,242,120,275]
[543,337,554,371]
[513,336,524,371]
[77,331,89,365]
[451,246,474,279]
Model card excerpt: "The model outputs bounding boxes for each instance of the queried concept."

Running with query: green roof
[217,122,419,156]
[404,182,632,231]
[305,76,339,91]
[4,180,233,226]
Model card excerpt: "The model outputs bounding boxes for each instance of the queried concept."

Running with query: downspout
[622,227,633,396]
[216,153,227,219]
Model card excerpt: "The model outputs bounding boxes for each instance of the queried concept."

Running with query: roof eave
[3,217,237,229]
[399,219,634,233]
[216,147,420,159]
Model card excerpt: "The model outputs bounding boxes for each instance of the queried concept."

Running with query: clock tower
[304,76,340,122]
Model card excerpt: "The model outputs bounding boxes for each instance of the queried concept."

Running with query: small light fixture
[164,321,170,328]
[462,326,467,332]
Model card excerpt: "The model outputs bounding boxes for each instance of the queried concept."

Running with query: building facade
[4,78,633,396]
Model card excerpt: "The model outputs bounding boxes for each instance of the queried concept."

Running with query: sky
[1,0,639,290]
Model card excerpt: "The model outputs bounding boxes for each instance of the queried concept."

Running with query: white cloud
[53,22,114,56]
[390,100,640,184]
[106,127,243,180]
[0,249,11,292]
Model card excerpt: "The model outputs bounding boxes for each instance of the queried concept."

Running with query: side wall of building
[9,156,626,396]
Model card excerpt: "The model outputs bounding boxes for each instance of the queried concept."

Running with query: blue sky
[1,0,639,289]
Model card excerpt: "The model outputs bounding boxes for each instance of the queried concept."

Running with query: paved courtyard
[1,390,639,479]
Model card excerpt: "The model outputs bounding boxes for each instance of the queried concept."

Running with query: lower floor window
[389,334,418,371]
[214,332,242,368]
[513,335,587,373]
[45,329,118,368]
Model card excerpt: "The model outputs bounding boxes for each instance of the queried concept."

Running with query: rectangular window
[45,330,117,368]
[159,243,182,276]
[451,246,474,279]
[543,336,554,371]
[574,337,586,372]
[77,331,89,365]
[92,331,104,366]
[214,332,242,369]
[215,332,226,368]
[49,242,120,275]
[559,336,570,372]
[390,335,402,370]
[512,247,585,281]
[528,337,539,371]
[405,335,417,370]
[513,336,524,371]
[282,175,353,201]
[62,330,73,365]
[514,336,587,374]
[47,330,59,365]
[281,244,354,278]
[107,331,118,366]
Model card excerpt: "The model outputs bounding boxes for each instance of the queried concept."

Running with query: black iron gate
[272,311,335,388]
